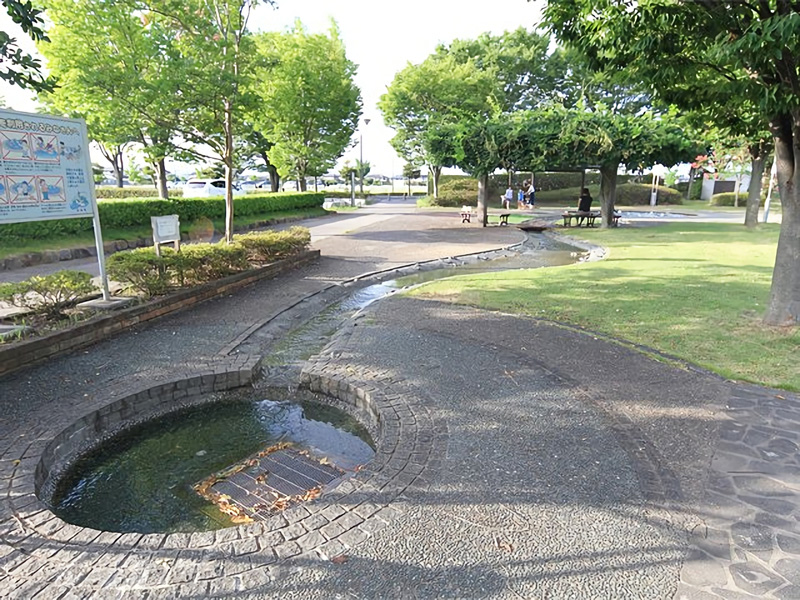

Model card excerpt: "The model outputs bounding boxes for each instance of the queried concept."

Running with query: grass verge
[405,222,800,390]
[0,207,328,260]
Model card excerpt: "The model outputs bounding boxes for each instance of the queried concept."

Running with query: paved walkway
[0,199,798,598]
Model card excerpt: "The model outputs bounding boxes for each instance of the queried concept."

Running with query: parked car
[183,179,244,198]
[240,179,270,191]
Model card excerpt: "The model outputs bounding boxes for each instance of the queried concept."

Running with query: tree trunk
[430,165,442,199]
[745,142,766,229]
[765,112,800,325]
[223,98,235,244]
[268,165,280,193]
[599,163,619,228]
[154,158,168,200]
[299,177,307,192]
[685,167,695,201]
[580,168,586,191]
[477,173,489,227]
[115,155,124,188]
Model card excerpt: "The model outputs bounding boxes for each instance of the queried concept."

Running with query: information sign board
[0,109,96,224]
[151,215,180,244]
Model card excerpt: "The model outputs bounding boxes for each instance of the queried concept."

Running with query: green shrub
[0,270,97,318]
[0,192,325,241]
[95,187,183,199]
[710,192,758,207]
[107,248,172,297]
[179,243,249,283]
[107,238,261,295]
[674,179,703,201]
[233,227,311,262]
[434,179,480,207]
[615,183,683,205]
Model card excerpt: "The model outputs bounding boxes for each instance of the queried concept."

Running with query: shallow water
[51,399,374,533]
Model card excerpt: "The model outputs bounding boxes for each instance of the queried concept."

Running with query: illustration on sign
[32,134,60,162]
[2,131,32,161]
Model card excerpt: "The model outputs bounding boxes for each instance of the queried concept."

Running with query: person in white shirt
[503,186,513,209]
[526,181,536,206]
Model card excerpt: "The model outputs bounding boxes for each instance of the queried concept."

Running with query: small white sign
[151,214,180,244]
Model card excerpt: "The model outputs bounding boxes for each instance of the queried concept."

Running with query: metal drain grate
[194,445,344,523]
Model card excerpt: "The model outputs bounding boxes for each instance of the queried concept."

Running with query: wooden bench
[460,208,473,223]
[494,213,510,226]
[561,210,621,227]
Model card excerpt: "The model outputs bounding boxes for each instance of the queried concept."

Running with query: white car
[182,178,243,198]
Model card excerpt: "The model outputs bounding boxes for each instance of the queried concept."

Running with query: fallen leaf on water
[231,514,253,524]
[776,395,786,400]
[331,555,349,564]
[319,457,331,466]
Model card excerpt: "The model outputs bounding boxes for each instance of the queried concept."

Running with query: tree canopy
[250,22,360,191]
[543,1,800,325]
[1,0,53,92]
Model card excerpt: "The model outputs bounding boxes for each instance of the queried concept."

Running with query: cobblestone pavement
[1,201,799,598]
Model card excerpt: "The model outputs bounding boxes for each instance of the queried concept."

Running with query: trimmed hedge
[0,192,325,241]
[616,183,683,205]
[710,192,763,207]
[435,173,639,206]
[95,187,183,199]
[107,227,311,296]
[234,227,311,263]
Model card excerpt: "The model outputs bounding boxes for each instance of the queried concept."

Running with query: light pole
[359,118,370,193]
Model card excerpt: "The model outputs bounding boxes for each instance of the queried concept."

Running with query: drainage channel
[252,233,586,369]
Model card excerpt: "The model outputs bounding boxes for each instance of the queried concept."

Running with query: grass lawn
[0,207,328,260]
[405,222,800,390]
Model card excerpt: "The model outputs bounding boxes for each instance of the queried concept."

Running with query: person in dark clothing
[578,188,593,212]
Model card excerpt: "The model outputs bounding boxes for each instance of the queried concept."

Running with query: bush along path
[0,192,326,270]
[0,228,313,342]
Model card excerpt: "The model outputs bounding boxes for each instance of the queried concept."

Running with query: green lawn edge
[406,222,799,391]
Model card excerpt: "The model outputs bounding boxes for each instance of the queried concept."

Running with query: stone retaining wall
[0,250,320,379]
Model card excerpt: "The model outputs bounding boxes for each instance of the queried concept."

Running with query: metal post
[650,171,658,206]
[91,200,111,301]
[763,157,777,223]
[350,171,356,207]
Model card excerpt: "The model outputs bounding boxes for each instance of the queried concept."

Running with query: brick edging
[0,250,320,379]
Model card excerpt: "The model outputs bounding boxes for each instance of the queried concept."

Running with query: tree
[438,28,572,113]
[402,163,420,197]
[238,128,280,192]
[355,159,370,192]
[379,53,496,199]
[1,0,54,92]
[250,22,361,192]
[543,1,800,325]
[39,0,184,198]
[138,0,262,241]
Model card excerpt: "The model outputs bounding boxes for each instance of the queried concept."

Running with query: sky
[0,0,546,177]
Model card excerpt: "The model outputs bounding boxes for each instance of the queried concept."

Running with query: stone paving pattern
[0,201,799,598]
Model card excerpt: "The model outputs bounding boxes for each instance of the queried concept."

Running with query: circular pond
[49,398,374,533]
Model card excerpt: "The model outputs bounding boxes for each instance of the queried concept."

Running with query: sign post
[0,108,110,299]
[151,214,181,255]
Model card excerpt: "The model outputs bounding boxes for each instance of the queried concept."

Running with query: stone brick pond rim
[2,358,441,569]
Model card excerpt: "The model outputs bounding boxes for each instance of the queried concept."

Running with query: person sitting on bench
[578,188,593,212]
[577,188,593,225]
